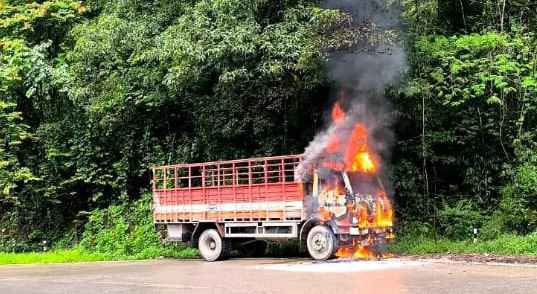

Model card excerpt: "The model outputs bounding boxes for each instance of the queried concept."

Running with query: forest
[0,0,536,256]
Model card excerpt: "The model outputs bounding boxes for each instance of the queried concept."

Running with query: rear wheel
[306,225,337,261]
[198,229,230,261]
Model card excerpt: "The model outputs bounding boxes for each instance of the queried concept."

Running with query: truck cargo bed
[152,155,304,223]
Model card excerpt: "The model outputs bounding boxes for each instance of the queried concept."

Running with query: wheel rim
[202,236,217,252]
[311,232,329,254]
[209,241,216,250]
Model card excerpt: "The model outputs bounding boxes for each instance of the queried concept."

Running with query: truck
[151,153,394,261]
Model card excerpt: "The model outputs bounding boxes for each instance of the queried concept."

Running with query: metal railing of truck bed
[152,154,304,223]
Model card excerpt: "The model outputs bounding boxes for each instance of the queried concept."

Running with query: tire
[306,225,337,261]
[198,229,229,262]
[221,237,232,259]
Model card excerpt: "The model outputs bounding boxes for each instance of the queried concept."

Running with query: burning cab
[302,168,394,260]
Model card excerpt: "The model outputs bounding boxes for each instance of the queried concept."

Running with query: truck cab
[304,169,394,259]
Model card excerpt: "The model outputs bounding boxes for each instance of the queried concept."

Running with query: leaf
[486,95,502,105]
[522,77,537,89]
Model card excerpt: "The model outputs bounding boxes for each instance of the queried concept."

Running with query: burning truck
[151,102,394,261]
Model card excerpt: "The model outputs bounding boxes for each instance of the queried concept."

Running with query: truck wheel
[306,225,337,261]
[198,229,229,261]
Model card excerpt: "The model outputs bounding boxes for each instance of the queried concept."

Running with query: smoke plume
[296,0,406,191]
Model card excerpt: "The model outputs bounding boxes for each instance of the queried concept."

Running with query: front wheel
[306,225,337,260]
[198,229,230,261]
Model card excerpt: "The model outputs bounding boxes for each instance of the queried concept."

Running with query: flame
[317,101,394,260]
[375,190,393,228]
[336,245,375,260]
[326,103,345,153]
[350,152,376,173]
[332,102,345,124]
[325,104,379,175]
[352,246,374,259]
[356,203,369,228]
[319,207,333,221]
[344,123,377,174]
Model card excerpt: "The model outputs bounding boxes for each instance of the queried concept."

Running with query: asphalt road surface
[1,258,537,294]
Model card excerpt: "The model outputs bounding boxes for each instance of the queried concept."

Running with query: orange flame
[344,123,377,174]
[332,102,345,124]
[319,207,333,221]
[320,101,394,260]
[336,245,376,260]
[326,105,379,174]
[375,190,394,228]
[326,103,345,154]
[350,152,376,173]
[356,203,369,228]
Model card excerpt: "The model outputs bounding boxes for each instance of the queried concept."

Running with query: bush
[437,200,485,240]
[499,161,537,234]
[482,151,537,236]
[80,193,197,259]
[0,223,49,253]
[478,211,506,240]
[396,221,436,239]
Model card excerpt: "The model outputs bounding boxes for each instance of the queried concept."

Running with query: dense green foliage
[394,0,537,240]
[79,193,196,258]
[0,0,536,254]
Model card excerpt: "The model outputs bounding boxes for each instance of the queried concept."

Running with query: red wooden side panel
[156,182,302,205]
[152,154,304,223]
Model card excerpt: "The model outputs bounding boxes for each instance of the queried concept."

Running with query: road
[1,258,537,294]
